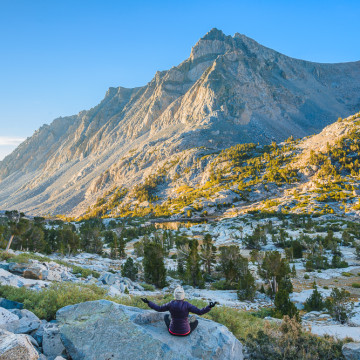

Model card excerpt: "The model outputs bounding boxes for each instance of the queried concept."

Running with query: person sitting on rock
[141,286,218,336]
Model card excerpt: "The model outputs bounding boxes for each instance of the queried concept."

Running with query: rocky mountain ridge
[0,28,359,217]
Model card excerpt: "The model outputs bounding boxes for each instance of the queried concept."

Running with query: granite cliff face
[0,28,359,216]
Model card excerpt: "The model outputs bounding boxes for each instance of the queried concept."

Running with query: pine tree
[110,235,119,259]
[356,245,360,260]
[304,285,324,311]
[219,245,242,285]
[118,236,126,258]
[143,242,166,288]
[185,240,204,288]
[258,251,291,297]
[274,288,299,320]
[121,257,138,281]
[238,269,256,301]
[200,233,216,275]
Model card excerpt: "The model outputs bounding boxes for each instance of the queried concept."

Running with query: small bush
[352,283,360,288]
[72,266,100,279]
[140,283,156,291]
[341,272,352,277]
[304,274,310,279]
[325,288,355,324]
[211,279,237,290]
[251,307,274,319]
[0,251,15,261]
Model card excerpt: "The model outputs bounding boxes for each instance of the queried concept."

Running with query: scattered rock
[57,300,243,360]
[342,342,360,360]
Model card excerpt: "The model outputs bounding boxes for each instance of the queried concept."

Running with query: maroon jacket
[148,300,211,335]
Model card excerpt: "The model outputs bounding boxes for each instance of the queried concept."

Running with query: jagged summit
[200,27,228,41]
[0,29,359,216]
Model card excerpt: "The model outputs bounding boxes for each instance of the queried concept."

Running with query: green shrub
[0,283,106,320]
[0,251,15,261]
[352,283,360,288]
[140,283,156,291]
[341,272,352,277]
[72,266,100,279]
[211,279,236,290]
[6,252,51,263]
[251,307,274,319]
[325,288,355,324]
[304,274,310,279]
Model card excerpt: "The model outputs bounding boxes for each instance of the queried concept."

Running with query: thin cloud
[0,136,26,146]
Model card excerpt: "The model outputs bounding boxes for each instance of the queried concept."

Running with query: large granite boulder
[8,309,41,334]
[42,323,66,360]
[57,300,243,360]
[0,308,19,329]
[343,342,360,360]
[0,329,39,360]
[1,307,41,335]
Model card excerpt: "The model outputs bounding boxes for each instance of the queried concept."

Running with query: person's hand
[141,298,149,304]
[209,301,218,308]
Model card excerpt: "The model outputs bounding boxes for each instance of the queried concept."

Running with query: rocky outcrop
[8,260,74,282]
[342,342,360,360]
[0,28,359,216]
[56,300,243,360]
[98,272,144,295]
[0,268,49,290]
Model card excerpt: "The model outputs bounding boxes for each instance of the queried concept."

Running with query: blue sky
[0,0,359,159]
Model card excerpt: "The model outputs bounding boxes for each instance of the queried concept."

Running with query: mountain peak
[201,28,227,41]
[190,28,232,61]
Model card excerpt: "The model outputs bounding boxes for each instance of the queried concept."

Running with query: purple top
[148,300,211,335]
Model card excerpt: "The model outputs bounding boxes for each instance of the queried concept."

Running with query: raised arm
[147,300,171,312]
[187,302,211,315]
